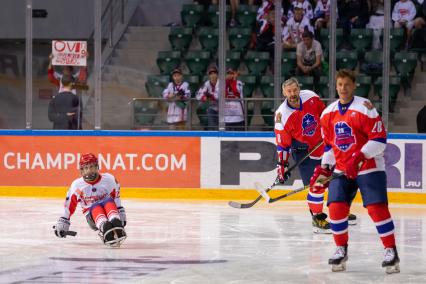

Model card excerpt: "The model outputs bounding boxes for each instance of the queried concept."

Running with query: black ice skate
[329,245,348,272]
[348,213,357,226]
[312,213,331,234]
[100,221,115,245]
[382,247,400,274]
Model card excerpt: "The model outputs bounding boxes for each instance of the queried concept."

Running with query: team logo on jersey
[302,113,318,136]
[275,112,282,123]
[334,122,356,152]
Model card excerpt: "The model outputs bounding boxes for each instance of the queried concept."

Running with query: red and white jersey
[288,0,314,19]
[274,90,325,159]
[61,173,122,220]
[282,16,314,44]
[392,0,416,22]
[162,81,191,123]
[196,79,219,111]
[320,96,387,175]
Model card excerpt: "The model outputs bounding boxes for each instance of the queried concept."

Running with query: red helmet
[79,153,98,168]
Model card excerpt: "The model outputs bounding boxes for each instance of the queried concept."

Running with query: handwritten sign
[52,40,87,66]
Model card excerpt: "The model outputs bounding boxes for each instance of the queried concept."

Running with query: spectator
[337,0,369,49]
[196,66,219,130]
[392,0,417,48]
[417,105,426,133]
[256,8,276,55]
[225,68,245,131]
[48,75,80,130]
[257,0,286,24]
[282,4,314,50]
[296,30,323,90]
[367,0,386,50]
[287,0,314,20]
[162,68,191,130]
[48,53,88,129]
[313,0,331,31]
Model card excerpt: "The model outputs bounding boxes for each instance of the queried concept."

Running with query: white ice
[0,197,425,283]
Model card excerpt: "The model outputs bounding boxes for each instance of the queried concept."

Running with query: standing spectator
[392,0,417,48]
[48,53,88,129]
[48,75,80,130]
[313,0,331,31]
[282,4,314,50]
[162,68,191,130]
[417,105,426,133]
[337,0,369,49]
[196,66,219,130]
[225,68,245,131]
[256,8,277,55]
[288,0,314,20]
[296,30,323,90]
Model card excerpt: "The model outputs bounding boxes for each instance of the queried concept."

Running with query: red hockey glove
[277,161,290,184]
[309,165,332,193]
[345,151,366,179]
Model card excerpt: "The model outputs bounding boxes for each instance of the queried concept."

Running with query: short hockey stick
[228,141,324,209]
[256,172,344,204]
[52,226,77,237]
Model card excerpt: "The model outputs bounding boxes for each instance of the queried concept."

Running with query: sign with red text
[52,40,87,66]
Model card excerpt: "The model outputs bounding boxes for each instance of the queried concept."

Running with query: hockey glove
[277,162,291,184]
[309,165,332,193]
[118,207,127,227]
[345,151,365,179]
[54,217,70,238]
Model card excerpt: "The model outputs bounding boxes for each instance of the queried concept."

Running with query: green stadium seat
[156,51,181,74]
[381,28,404,53]
[354,75,372,98]
[168,27,193,51]
[282,52,297,78]
[336,50,358,70]
[145,75,169,98]
[183,75,200,97]
[206,5,231,27]
[244,51,270,76]
[374,76,401,112]
[238,74,256,98]
[235,4,257,27]
[294,76,314,90]
[394,51,417,91]
[198,27,218,53]
[350,28,373,55]
[259,75,275,98]
[319,28,344,50]
[185,51,211,75]
[133,100,158,126]
[196,101,210,129]
[181,4,204,27]
[229,27,252,52]
[361,51,383,77]
[317,76,330,98]
[225,50,241,70]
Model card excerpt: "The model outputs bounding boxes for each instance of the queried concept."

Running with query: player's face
[283,83,300,105]
[336,76,356,104]
[80,162,99,181]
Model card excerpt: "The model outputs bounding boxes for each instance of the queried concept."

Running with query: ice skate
[329,245,348,272]
[312,213,331,234]
[348,213,357,225]
[382,247,400,274]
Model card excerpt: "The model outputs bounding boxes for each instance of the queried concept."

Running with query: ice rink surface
[0,197,425,284]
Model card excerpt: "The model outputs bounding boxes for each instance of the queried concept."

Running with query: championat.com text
[2,152,187,172]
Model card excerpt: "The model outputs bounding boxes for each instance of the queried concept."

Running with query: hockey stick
[52,226,77,237]
[228,141,324,209]
[256,172,344,204]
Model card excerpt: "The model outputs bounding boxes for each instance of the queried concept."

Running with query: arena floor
[0,198,425,283]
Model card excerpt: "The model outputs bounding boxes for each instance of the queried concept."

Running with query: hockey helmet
[79,153,98,168]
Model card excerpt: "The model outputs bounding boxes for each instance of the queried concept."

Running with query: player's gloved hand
[276,162,291,184]
[54,217,70,238]
[118,207,127,227]
[345,151,365,179]
[309,165,333,193]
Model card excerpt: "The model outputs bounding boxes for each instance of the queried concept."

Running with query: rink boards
[0,130,425,204]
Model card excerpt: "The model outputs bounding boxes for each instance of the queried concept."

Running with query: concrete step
[123,30,169,42]
[117,40,170,50]
[388,124,417,133]
[127,26,170,34]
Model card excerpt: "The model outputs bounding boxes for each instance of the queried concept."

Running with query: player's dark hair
[336,69,356,83]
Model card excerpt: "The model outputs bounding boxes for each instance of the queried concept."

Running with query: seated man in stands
[296,30,323,90]
[282,4,314,50]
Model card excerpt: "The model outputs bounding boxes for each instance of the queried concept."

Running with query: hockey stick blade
[254,182,271,203]
[227,141,324,209]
